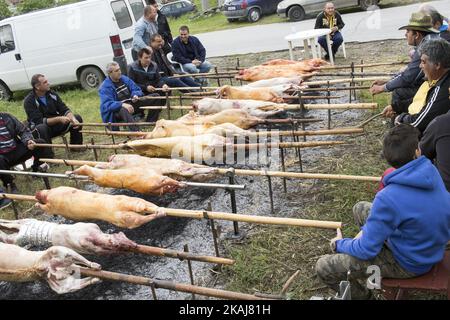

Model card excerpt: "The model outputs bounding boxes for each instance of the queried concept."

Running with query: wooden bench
[381,251,450,300]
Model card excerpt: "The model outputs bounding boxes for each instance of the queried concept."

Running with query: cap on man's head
[399,12,440,33]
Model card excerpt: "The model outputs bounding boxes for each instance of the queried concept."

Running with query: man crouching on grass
[315,124,450,299]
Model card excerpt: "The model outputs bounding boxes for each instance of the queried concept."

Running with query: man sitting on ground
[0,113,52,194]
[386,39,450,133]
[314,2,345,60]
[315,124,450,299]
[23,74,83,153]
[370,12,440,115]
[171,25,212,83]
[98,62,144,131]
[150,34,200,89]
[128,47,169,122]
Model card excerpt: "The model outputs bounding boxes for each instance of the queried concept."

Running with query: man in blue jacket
[98,62,144,131]
[172,26,212,80]
[316,124,450,299]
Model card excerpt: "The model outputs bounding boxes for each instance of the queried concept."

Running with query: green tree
[16,0,56,14]
[0,1,12,20]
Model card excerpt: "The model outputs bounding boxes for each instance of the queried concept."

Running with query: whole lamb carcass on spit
[217,85,285,103]
[244,77,305,89]
[72,165,184,195]
[192,98,285,118]
[0,242,101,294]
[236,58,328,82]
[124,134,232,162]
[0,219,137,255]
[96,154,219,182]
[35,187,166,229]
[178,109,261,129]
[145,119,247,139]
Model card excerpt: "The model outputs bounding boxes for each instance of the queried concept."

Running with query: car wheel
[79,67,105,91]
[227,18,237,23]
[0,82,12,101]
[247,8,261,22]
[288,5,305,22]
[359,0,378,10]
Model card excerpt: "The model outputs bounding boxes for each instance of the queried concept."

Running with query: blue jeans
[182,60,212,74]
[318,32,343,56]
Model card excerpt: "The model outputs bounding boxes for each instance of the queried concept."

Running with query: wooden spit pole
[79,268,272,300]
[0,267,263,300]
[0,193,342,229]
[80,127,364,138]
[80,118,322,128]
[41,158,380,183]
[33,140,346,151]
[140,102,378,111]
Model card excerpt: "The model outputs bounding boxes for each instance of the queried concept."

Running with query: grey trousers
[315,201,416,299]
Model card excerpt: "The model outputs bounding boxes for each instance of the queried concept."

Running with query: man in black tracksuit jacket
[0,113,52,191]
[147,0,173,54]
[23,74,83,151]
[420,112,450,192]
[127,47,168,122]
[394,39,450,133]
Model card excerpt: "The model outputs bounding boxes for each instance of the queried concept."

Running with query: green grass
[168,0,429,34]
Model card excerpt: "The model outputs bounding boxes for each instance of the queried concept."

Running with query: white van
[0,0,149,100]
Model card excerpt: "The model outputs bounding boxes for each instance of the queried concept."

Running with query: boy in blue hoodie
[316,124,450,299]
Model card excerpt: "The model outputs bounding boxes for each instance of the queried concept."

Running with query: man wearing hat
[370,12,440,116]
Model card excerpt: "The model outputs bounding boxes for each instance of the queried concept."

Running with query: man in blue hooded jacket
[98,62,146,131]
[316,124,450,299]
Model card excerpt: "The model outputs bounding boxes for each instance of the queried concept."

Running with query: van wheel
[288,6,305,21]
[360,0,377,10]
[79,67,105,90]
[247,8,261,22]
[0,83,12,101]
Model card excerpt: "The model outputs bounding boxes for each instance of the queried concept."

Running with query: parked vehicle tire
[359,0,377,10]
[79,67,104,90]
[0,82,12,101]
[288,5,305,22]
[247,8,261,22]
[227,18,238,23]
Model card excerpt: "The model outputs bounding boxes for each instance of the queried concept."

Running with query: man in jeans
[128,47,169,122]
[315,124,450,299]
[98,62,144,131]
[171,25,212,84]
[150,34,200,89]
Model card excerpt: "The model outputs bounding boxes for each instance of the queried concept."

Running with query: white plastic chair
[166,52,185,73]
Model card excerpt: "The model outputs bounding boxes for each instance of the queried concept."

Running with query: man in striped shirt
[0,113,51,193]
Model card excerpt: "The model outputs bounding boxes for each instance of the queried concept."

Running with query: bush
[0,1,12,20]
[16,0,56,14]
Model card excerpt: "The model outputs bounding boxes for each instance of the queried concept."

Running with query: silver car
[277,0,380,21]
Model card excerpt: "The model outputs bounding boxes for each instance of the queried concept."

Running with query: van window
[111,0,133,29]
[0,25,15,54]
[129,0,145,21]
